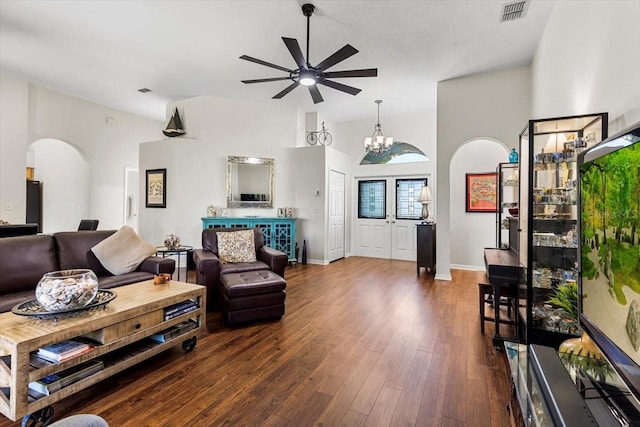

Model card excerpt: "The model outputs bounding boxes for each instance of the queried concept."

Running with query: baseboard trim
[450,264,485,271]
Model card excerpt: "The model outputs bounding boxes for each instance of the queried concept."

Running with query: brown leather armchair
[193,227,288,311]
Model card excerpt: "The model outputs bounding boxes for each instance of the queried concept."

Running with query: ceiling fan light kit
[240,3,378,104]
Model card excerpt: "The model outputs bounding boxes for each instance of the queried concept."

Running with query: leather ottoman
[219,270,286,324]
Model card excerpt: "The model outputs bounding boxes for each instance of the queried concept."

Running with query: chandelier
[306,121,333,146]
[364,100,393,155]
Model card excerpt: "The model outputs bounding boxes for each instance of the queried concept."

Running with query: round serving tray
[11,289,117,320]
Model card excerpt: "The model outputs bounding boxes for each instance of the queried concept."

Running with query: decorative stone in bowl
[35,269,99,311]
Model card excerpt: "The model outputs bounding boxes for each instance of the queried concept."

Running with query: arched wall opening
[449,137,510,269]
[28,138,90,233]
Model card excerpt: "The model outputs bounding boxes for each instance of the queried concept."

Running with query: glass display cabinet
[518,113,608,348]
[496,162,519,250]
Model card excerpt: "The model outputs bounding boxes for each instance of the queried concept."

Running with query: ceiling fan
[240,3,377,104]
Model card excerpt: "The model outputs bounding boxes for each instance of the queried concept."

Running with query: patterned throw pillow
[216,230,257,263]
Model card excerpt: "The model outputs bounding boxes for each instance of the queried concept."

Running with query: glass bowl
[35,269,99,311]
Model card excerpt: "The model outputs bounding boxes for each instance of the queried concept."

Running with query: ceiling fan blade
[318,79,361,96]
[240,55,293,73]
[272,82,300,99]
[282,37,307,69]
[315,44,359,71]
[308,85,324,104]
[242,77,292,84]
[323,68,378,79]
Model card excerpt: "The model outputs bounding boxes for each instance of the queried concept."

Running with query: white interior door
[328,170,345,262]
[355,177,426,260]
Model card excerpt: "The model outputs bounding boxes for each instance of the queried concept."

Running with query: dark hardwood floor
[1,257,514,427]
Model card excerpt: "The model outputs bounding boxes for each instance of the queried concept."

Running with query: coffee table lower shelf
[0,280,206,424]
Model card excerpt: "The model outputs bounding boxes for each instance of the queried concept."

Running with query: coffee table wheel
[182,336,197,352]
[22,405,54,427]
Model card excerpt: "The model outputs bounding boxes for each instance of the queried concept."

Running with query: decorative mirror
[226,156,274,208]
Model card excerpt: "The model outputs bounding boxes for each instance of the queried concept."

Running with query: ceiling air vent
[500,0,529,22]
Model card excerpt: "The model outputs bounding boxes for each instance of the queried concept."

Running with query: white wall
[28,84,163,230]
[0,73,163,231]
[0,74,29,223]
[532,1,640,131]
[139,96,299,248]
[437,66,531,280]
[450,139,509,270]
[31,139,89,233]
[294,146,326,263]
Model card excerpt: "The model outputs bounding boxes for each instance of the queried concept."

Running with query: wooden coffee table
[0,280,206,424]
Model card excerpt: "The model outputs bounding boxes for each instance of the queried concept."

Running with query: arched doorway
[28,138,90,233]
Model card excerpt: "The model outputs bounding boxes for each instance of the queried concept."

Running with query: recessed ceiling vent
[500,0,528,22]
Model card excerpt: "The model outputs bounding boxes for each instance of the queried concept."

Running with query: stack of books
[163,300,199,320]
[150,320,199,343]
[28,359,104,396]
[37,340,94,363]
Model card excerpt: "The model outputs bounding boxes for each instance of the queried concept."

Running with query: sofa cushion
[0,289,38,313]
[220,261,270,275]
[219,270,286,298]
[98,271,156,289]
[54,230,116,276]
[91,226,156,275]
[216,230,256,263]
[0,235,59,294]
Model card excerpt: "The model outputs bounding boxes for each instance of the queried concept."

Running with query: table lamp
[418,186,432,223]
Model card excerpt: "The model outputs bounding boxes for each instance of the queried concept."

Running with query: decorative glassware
[509,148,519,163]
[36,269,99,311]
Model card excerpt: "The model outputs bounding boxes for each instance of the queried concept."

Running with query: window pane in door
[396,178,427,220]
[358,180,386,219]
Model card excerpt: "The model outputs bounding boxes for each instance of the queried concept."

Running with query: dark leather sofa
[0,231,175,313]
[193,227,288,312]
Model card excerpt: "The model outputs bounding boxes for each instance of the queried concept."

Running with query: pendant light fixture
[364,100,393,155]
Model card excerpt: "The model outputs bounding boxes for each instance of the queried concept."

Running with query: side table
[155,246,194,282]
[416,223,436,275]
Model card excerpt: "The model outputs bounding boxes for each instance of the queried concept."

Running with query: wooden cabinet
[416,223,436,274]
[0,281,205,423]
[201,217,296,261]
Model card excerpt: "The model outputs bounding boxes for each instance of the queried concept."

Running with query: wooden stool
[479,282,517,335]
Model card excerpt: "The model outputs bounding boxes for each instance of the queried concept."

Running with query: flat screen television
[578,121,640,402]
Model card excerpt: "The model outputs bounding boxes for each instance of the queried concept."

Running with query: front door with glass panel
[355,177,426,261]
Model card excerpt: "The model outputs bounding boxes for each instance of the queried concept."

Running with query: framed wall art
[465,172,498,213]
[145,168,166,208]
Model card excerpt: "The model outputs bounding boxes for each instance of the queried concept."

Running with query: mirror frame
[226,156,275,208]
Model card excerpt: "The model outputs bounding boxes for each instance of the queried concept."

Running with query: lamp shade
[418,186,432,203]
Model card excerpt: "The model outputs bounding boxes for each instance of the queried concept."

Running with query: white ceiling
[0,0,555,123]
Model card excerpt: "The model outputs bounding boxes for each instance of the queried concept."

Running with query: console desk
[483,247,521,345]
[201,217,296,261]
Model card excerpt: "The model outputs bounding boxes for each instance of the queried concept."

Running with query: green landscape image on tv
[580,139,640,365]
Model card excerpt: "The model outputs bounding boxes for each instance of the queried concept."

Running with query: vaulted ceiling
[0,0,555,123]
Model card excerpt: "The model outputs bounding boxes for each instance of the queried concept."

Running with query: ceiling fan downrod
[302,3,315,68]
